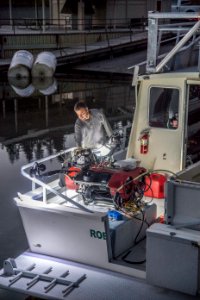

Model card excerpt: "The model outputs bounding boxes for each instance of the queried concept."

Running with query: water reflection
[11,83,35,97]
[32,77,57,95]
[8,76,30,89]
[0,73,134,164]
[0,72,134,265]
[8,76,57,97]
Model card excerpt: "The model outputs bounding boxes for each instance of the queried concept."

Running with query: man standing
[74,101,113,148]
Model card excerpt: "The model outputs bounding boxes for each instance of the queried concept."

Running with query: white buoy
[11,84,35,97]
[32,77,57,95]
[9,76,35,97]
[8,50,34,78]
[32,76,53,90]
[39,78,57,95]
[31,51,57,78]
[8,76,30,89]
[8,75,35,97]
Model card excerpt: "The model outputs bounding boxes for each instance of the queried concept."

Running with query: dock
[0,26,148,74]
[55,31,147,70]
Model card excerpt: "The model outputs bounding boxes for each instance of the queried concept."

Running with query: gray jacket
[74,109,112,148]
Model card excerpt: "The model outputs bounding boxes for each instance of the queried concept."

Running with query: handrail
[155,20,200,73]
[0,17,147,33]
[148,12,200,20]
[128,33,200,72]
[21,148,94,214]
[0,17,146,60]
[146,11,200,74]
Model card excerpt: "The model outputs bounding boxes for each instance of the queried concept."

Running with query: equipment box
[165,179,200,229]
[146,223,200,295]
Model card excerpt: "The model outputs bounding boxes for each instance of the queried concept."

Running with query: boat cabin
[127,11,200,173]
[127,72,200,173]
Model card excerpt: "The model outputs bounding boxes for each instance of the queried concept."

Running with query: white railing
[21,147,94,213]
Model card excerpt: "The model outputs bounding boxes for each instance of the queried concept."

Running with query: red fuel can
[144,173,166,199]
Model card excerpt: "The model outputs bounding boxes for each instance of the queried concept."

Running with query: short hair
[74,101,88,112]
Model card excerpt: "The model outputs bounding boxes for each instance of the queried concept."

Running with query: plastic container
[31,51,57,78]
[8,50,34,78]
[107,210,123,221]
[114,158,138,169]
[144,173,166,199]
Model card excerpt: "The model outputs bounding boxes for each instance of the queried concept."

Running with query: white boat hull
[15,195,157,279]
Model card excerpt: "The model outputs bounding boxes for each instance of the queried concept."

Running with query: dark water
[0,72,134,267]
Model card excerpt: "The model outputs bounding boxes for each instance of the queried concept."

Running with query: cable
[121,209,150,265]
[121,249,146,265]
[133,209,145,244]
[121,225,146,265]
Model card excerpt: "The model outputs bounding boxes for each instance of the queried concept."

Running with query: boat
[1,11,200,299]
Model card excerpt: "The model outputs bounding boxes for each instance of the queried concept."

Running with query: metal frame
[147,12,200,74]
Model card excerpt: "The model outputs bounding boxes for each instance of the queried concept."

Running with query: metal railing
[21,147,94,213]
[0,17,148,59]
[0,17,147,34]
[146,12,200,73]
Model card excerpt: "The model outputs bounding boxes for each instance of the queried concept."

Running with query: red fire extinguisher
[140,132,149,154]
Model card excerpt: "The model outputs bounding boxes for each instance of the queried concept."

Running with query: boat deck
[0,251,197,300]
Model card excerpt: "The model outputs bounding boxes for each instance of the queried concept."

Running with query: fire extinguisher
[140,132,149,154]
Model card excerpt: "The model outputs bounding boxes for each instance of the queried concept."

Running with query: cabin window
[186,84,200,165]
[188,85,200,127]
[149,87,179,129]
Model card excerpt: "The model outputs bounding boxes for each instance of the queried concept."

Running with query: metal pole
[2,100,6,119]
[198,41,200,72]
[57,0,60,27]
[78,0,85,31]
[146,17,158,73]
[45,96,48,128]
[35,0,38,27]
[156,20,200,73]
[177,0,181,9]
[42,0,46,32]
[113,0,116,29]
[14,99,18,133]
[49,0,52,25]
[125,0,128,20]
[148,12,200,20]
[9,0,13,27]
[38,97,41,110]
